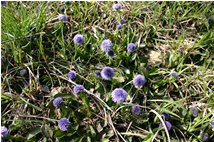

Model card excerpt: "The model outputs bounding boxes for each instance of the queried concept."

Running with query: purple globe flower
[1,1,6,6]
[95,70,101,77]
[132,105,141,115]
[127,43,136,52]
[101,67,114,80]
[116,24,122,29]
[58,118,70,131]
[162,112,170,120]
[65,1,71,5]
[120,19,126,25]
[208,17,213,23]
[211,121,214,128]
[59,6,65,13]
[73,34,85,45]
[73,84,84,94]
[170,71,179,78]
[68,70,76,80]
[112,88,128,103]
[112,3,123,10]
[58,14,67,22]
[107,50,114,58]
[101,39,113,52]
[53,97,63,108]
[190,107,198,117]
[164,121,172,131]
[1,126,8,138]
[133,74,146,87]
[201,133,209,141]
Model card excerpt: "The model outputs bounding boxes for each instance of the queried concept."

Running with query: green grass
[1,1,214,142]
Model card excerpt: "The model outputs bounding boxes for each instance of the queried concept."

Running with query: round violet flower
[132,105,141,115]
[208,17,214,24]
[101,67,114,80]
[53,97,63,108]
[58,118,70,131]
[68,70,76,80]
[58,14,67,22]
[164,121,172,131]
[120,19,126,25]
[133,74,146,87]
[112,88,128,103]
[127,43,136,52]
[73,84,84,94]
[1,126,8,138]
[95,70,101,77]
[162,112,170,120]
[201,133,209,141]
[190,107,198,117]
[107,50,114,58]
[208,17,212,22]
[65,1,71,5]
[1,1,6,6]
[208,16,214,28]
[170,71,179,78]
[59,6,65,13]
[73,34,85,45]
[112,3,123,10]
[116,24,122,29]
[101,39,113,52]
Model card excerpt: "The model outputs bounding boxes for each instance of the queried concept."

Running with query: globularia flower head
[201,133,209,141]
[73,34,85,45]
[162,112,170,120]
[58,14,67,22]
[107,50,114,58]
[53,97,63,108]
[170,71,179,78]
[112,88,128,103]
[101,67,114,80]
[58,118,70,131]
[1,1,6,6]
[127,43,136,52]
[164,121,172,131]
[65,1,71,5]
[208,17,213,23]
[112,3,123,10]
[116,24,122,29]
[190,107,198,117]
[101,39,113,52]
[73,84,84,94]
[132,105,141,115]
[120,19,126,25]
[68,70,76,80]
[95,70,101,77]
[133,74,146,87]
[59,6,65,13]
[1,126,8,138]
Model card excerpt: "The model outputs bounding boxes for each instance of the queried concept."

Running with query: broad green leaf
[27,127,41,140]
